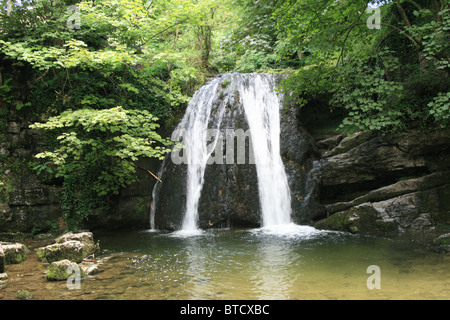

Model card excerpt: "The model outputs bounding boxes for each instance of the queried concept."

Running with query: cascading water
[238,75,292,228]
[148,157,170,231]
[170,78,231,235]
[152,73,319,236]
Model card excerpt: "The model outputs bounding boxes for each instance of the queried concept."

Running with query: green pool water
[1,227,449,300]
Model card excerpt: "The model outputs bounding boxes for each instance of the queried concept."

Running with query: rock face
[314,129,450,234]
[36,232,98,263]
[280,104,326,225]
[1,76,449,236]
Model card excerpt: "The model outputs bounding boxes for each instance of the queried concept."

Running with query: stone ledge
[325,171,450,214]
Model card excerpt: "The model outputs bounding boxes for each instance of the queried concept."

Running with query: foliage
[29,107,172,224]
[268,0,450,131]
[30,107,171,196]
[429,92,450,125]
[0,0,226,225]
[330,57,405,131]
[0,0,215,119]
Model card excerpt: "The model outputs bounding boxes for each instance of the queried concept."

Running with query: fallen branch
[137,165,162,183]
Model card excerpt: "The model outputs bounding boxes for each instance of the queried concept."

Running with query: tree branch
[137,165,162,183]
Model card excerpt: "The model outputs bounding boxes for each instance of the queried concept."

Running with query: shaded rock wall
[313,129,450,234]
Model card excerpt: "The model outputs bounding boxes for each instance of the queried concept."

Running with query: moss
[315,205,380,233]
[36,248,47,262]
[314,211,350,231]
[3,244,28,264]
[221,78,231,88]
[45,265,71,281]
[17,290,32,300]
[45,260,86,281]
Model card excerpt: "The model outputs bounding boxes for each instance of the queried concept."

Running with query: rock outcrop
[313,129,450,234]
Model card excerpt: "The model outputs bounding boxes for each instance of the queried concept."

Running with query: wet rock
[280,103,326,224]
[45,259,82,281]
[315,134,345,153]
[36,232,99,263]
[79,260,101,275]
[315,204,380,233]
[0,242,28,264]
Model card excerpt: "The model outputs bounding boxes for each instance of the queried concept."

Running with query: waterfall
[161,73,294,234]
[149,157,169,231]
[238,74,292,227]
[170,77,230,235]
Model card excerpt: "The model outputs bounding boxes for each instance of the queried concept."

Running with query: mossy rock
[1,242,28,264]
[36,240,94,263]
[17,290,32,300]
[45,259,85,281]
[314,211,350,232]
[432,233,450,253]
[315,205,380,233]
[36,232,99,263]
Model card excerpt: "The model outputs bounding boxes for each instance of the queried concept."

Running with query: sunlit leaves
[31,107,172,196]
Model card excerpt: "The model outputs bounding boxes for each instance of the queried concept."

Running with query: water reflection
[182,235,216,299]
[251,240,299,299]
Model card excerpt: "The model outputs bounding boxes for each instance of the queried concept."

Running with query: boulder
[55,231,95,245]
[17,290,33,300]
[45,259,84,281]
[315,204,382,233]
[433,233,450,253]
[0,242,28,264]
[36,232,98,263]
[79,260,101,276]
